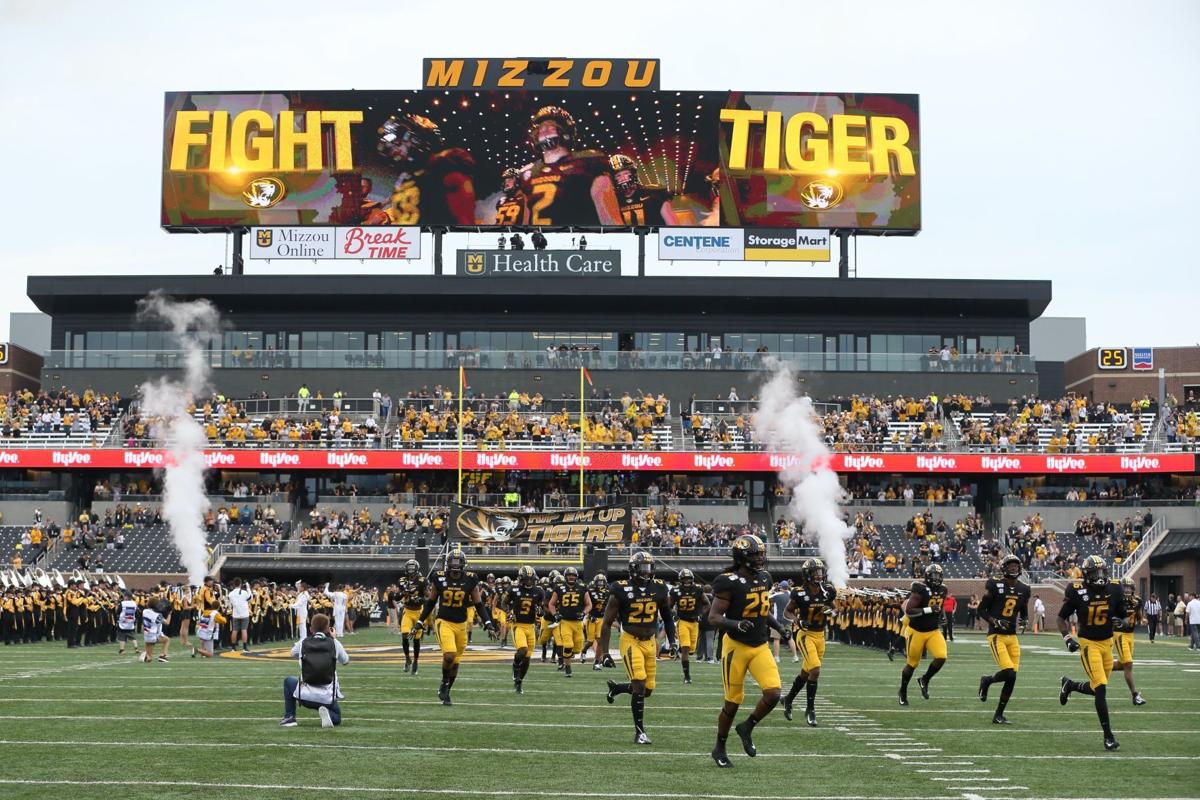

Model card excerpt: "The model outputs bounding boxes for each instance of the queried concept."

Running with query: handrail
[1112,518,1168,581]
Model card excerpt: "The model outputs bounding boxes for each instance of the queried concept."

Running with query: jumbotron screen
[162,90,920,232]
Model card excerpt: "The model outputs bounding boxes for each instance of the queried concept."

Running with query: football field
[0,629,1197,800]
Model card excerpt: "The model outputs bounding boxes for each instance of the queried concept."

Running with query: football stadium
[2,6,1199,800]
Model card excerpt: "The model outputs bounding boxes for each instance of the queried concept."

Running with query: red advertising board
[0,448,1193,474]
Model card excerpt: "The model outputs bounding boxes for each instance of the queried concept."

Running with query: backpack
[300,634,337,685]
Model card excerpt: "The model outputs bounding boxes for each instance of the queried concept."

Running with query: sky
[1,0,1198,350]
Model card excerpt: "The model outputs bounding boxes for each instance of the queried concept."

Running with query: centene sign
[658,228,744,261]
[0,449,1194,474]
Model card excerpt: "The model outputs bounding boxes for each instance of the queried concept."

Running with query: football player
[1058,555,1128,750]
[709,534,786,768]
[609,155,679,227]
[600,552,677,745]
[782,558,838,726]
[976,554,1031,724]
[493,168,528,225]
[525,106,622,226]
[503,566,544,694]
[492,575,511,648]
[587,573,611,670]
[670,569,708,684]
[413,550,496,705]
[547,566,591,678]
[899,563,949,706]
[536,575,556,662]
[1111,576,1146,705]
[367,113,477,226]
[398,559,428,675]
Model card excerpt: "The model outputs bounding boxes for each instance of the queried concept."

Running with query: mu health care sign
[658,228,831,262]
[456,249,621,277]
[250,226,421,260]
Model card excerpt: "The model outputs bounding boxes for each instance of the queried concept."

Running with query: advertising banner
[163,90,920,232]
[451,503,632,545]
[743,229,831,261]
[423,59,660,91]
[456,249,620,277]
[1,449,1193,475]
[658,228,745,261]
[249,226,421,260]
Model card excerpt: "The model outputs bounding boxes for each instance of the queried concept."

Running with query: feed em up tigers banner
[162,90,920,232]
[450,503,633,545]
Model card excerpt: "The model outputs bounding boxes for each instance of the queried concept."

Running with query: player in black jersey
[367,113,477,226]
[397,559,428,675]
[609,155,679,227]
[547,566,591,678]
[709,534,787,768]
[1058,555,1128,750]
[587,574,612,670]
[503,566,544,694]
[413,550,496,705]
[670,569,708,685]
[493,168,528,225]
[524,106,621,226]
[1111,577,1146,706]
[976,555,1031,724]
[600,552,676,745]
[782,557,838,726]
[899,563,949,706]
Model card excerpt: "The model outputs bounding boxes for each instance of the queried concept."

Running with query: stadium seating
[0,388,119,447]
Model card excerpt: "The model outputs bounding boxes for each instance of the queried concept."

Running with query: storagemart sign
[456,249,621,277]
[0,449,1194,474]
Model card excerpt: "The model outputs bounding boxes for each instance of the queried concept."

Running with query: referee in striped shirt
[1143,596,1162,643]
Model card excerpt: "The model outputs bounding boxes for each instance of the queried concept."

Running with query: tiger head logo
[799,179,843,210]
[242,177,286,209]
[456,509,521,543]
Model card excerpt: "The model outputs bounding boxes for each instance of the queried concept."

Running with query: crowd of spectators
[956,395,1156,452]
[0,387,119,439]
[842,480,973,505]
[1002,510,1153,578]
[629,507,763,551]
[299,505,450,548]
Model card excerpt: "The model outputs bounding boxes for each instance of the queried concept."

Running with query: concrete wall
[0,501,75,526]
[839,503,977,527]
[91,498,293,522]
[672,502,747,526]
[39,367,1039,406]
[1000,504,1200,532]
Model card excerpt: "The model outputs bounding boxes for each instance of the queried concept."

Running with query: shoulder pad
[571,149,611,174]
[435,571,446,578]
[910,581,925,594]
[466,571,478,578]
[428,147,476,175]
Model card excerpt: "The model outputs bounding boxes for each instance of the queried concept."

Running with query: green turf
[0,629,1197,800]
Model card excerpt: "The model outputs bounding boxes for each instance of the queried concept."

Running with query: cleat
[191,648,197,659]
[593,663,603,671]
[684,677,692,685]
[564,671,573,678]
[411,664,418,676]
[978,675,991,703]
[606,679,618,705]
[916,675,930,700]
[782,695,794,721]
[634,731,652,745]
[279,716,297,727]
[437,685,451,706]
[318,706,333,728]
[734,719,757,757]
[603,655,615,668]
[1104,736,1120,751]
[1059,676,1072,706]
[886,648,895,662]
[1132,692,1146,706]
[898,688,909,707]
[711,744,732,768]
[992,713,1011,725]
[403,661,411,673]
[514,681,523,695]
[805,709,817,727]
[157,655,170,663]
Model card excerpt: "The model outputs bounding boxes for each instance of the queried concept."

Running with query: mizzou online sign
[0,449,1193,475]
[451,503,633,545]
[456,249,621,277]
[250,226,421,260]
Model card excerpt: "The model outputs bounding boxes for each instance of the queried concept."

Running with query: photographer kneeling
[280,613,349,728]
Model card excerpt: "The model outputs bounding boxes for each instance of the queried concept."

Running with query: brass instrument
[52,569,67,589]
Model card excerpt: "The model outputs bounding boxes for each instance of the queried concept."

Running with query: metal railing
[43,349,1039,374]
[1001,498,1196,507]
[1111,518,1168,582]
[311,493,510,508]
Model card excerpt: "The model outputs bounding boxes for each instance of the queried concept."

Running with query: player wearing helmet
[492,575,512,648]
[976,555,1031,724]
[398,559,428,675]
[503,566,544,694]
[899,563,949,707]
[525,105,621,226]
[709,534,786,768]
[600,551,676,745]
[493,167,529,225]
[1057,555,1128,750]
[587,574,612,670]
[547,566,591,678]
[366,112,477,226]
[782,557,838,727]
[608,154,679,227]
[414,549,496,705]
[1111,577,1146,706]
[670,568,708,685]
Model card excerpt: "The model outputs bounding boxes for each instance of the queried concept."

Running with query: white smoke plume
[136,292,221,586]
[753,360,854,587]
